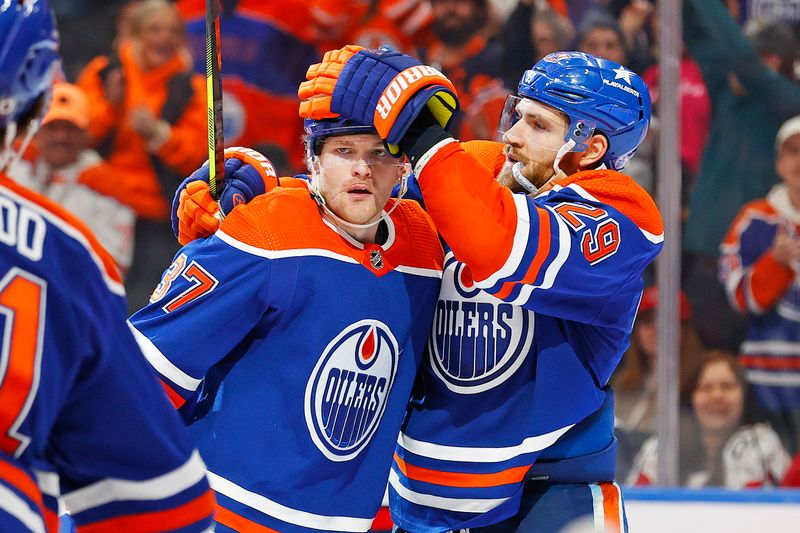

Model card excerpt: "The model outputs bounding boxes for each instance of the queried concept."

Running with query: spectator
[77,0,207,310]
[613,287,705,436]
[350,0,434,53]
[627,351,791,488]
[417,0,510,141]
[499,2,575,89]
[575,11,628,67]
[681,0,800,351]
[6,82,135,273]
[176,0,328,171]
[719,115,800,454]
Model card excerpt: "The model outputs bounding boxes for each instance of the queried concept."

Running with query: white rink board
[625,488,800,533]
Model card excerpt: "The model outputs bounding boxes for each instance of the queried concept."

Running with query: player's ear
[578,133,608,168]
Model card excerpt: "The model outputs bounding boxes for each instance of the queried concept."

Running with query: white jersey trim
[413,137,457,177]
[394,265,443,278]
[746,369,800,387]
[509,205,571,306]
[127,322,203,392]
[216,230,360,264]
[63,450,207,515]
[474,194,531,289]
[0,186,125,296]
[34,471,59,497]
[208,471,374,532]
[398,424,574,463]
[388,469,508,513]
[0,483,46,533]
[741,340,800,356]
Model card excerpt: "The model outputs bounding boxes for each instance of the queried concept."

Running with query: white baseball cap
[775,115,800,152]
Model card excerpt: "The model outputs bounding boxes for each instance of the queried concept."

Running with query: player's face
[498,98,570,192]
[692,360,744,435]
[318,134,405,226]
[776,134,800,195]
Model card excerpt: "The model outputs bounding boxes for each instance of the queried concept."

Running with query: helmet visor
[497,95,596,153]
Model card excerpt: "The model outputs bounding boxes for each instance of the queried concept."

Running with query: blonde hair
[129,0,185,38]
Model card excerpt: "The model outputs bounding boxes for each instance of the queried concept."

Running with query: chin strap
[0,119,40,173]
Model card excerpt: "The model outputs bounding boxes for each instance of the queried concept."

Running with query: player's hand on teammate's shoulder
[171,147,279,245]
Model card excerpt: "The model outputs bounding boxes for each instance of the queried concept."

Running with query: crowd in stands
[33,0,800,491]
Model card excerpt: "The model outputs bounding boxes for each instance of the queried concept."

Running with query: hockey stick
[205,0,224,200]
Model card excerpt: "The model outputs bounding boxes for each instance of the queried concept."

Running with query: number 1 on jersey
[0,268,46,456]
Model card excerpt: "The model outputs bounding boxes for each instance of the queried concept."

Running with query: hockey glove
[298,45,460,155]
[171,147,279,245]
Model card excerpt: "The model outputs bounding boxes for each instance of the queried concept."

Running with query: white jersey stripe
[589,483,605,531]
[746,369,800,387]
[388,469,507,514]
[217,230,360,264]
[63,450,208,515]
[741,340,800,356]
[394,265,443,278]
[127,322,203,392]
[208,472,374,532]
[0,483,45,533]
[398,424,573,463]
[0,186,125,296]
[475,194,531,289]
[510,205,571,306]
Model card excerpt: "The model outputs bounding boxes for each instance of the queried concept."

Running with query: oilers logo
[429,258,534,394]
[305,320,399,462]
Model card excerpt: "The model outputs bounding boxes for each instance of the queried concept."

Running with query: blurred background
[33,1,800,524]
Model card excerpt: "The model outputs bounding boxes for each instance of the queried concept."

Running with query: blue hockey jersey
[129,186,443,532]
[720,183,800,411]
[0,176,214,532]
[389,141,663,531]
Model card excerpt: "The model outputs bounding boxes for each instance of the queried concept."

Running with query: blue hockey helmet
[304,117,378,158]
[510,51,651,170]
[0,0,60,134]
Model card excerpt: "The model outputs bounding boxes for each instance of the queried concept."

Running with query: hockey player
[128,118,444,532]
[173,48,662,530]
[0,2,215,531]
[298,46,662,532]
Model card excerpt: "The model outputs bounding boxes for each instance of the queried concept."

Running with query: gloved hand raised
[298,45,460,156]
[171,147,279,245]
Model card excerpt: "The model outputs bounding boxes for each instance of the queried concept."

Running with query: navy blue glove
[298,45,460,156]
[171,147,279,244]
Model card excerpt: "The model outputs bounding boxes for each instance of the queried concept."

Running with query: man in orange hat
[7,82,135,273]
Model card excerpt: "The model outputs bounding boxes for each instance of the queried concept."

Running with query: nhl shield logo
[369,249,384,270]
[305,320,399,461]
[428,258,534,394]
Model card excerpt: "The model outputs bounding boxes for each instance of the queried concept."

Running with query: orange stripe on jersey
[722,199,776,248]
[220,188,443,274]
[490,206,552,299]
[0,176,123,286]
[747,252,795,310]
[43,506,58,533]
[740,355,800,370]
[394,453,529,488]
[600,482,622,532]
[79,488,215,533]
[161,380,187,409]
[371,507,393,529]
[215,504,280,532]
[0,457,46,514]
[559,170,663,237]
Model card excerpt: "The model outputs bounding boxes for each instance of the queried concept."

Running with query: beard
[497,159,556,194]
[433,15,484,46]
